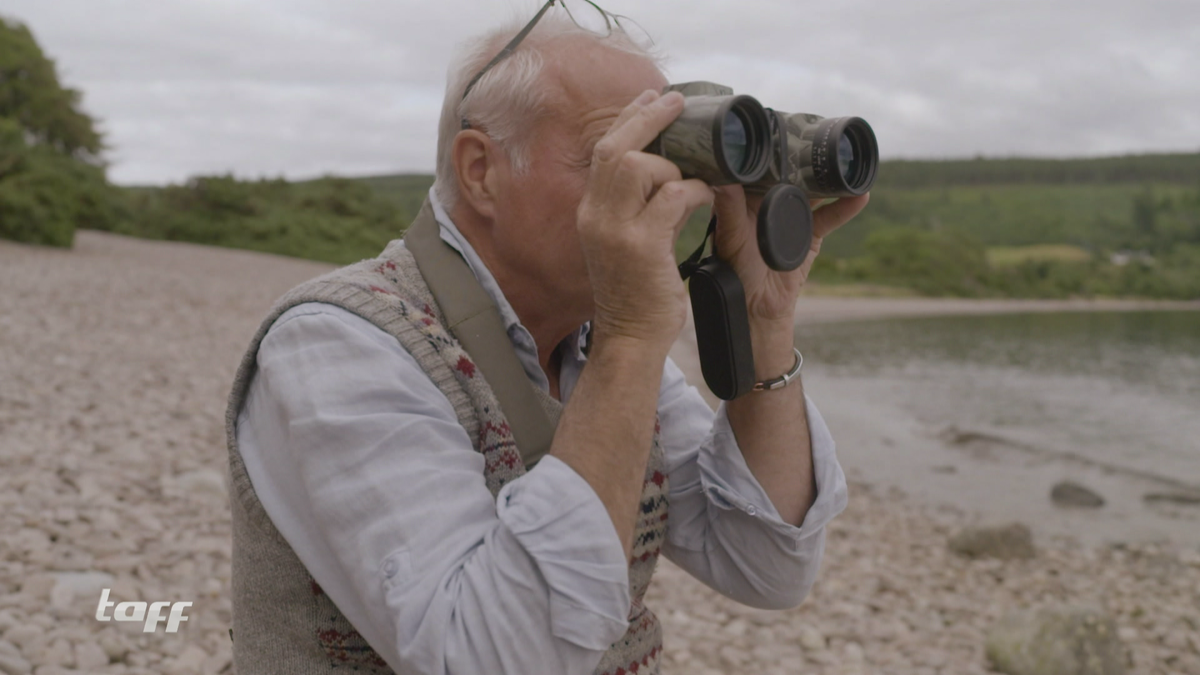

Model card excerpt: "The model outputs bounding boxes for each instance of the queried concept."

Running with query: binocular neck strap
[678,215,718,281]
[404,200,558,469]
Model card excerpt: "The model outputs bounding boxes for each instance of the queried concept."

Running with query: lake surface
[794,310,1200,546]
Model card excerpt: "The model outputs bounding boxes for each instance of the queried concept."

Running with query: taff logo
[96,589,192,633]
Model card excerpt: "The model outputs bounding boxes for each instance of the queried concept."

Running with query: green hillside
[96,152,1200,299]
[877,153,1200,188]
[819,183,1198,257]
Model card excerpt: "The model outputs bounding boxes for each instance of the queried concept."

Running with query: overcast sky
[4,0,1198,185]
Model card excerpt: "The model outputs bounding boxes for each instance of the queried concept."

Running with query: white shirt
[234,187,849,675]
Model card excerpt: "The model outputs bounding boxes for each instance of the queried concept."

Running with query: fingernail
[634,90,657,105]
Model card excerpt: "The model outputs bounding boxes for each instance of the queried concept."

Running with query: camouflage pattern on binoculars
[646,81,878,199]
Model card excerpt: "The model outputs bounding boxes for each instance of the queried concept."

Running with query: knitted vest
[225,240,669,674]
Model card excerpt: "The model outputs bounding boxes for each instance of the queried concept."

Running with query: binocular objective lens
[723,109,749,174]
[838,132,859,183]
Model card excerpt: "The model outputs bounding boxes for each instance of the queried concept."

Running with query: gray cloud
[4,0,1197,184]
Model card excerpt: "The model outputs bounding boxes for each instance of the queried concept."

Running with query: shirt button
[746,505,758,517]
[383,560,399,577]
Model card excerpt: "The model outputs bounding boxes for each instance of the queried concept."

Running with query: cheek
[498,169,584,272]
[546,173,590,250]
[512,161,588,238]
[504,142,595,285]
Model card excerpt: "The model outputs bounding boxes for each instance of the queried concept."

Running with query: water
[794,311,1200,545]
[801,311,1200,397]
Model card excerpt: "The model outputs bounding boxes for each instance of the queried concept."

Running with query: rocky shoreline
[1,231,1198,674]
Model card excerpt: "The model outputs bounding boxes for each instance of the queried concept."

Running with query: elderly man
[225,7,867,675]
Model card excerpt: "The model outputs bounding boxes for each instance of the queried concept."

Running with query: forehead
[542,38,667,138]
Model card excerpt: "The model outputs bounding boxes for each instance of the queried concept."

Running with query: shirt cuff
[495,454,631,651]
[698,394,849,548]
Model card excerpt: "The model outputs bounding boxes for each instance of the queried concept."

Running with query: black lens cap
[756,184,813,272]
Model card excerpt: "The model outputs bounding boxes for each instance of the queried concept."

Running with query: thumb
[711,184,750,258]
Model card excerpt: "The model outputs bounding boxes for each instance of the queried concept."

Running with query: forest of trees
[2,17,1198,299]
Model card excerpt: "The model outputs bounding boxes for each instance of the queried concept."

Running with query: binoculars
[647,81,879,400]
[647,80,878,271]
[650,81,877,196]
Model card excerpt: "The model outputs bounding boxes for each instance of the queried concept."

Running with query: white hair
[433,11,663,211]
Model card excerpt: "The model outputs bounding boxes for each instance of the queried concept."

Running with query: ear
[451,129,504,220]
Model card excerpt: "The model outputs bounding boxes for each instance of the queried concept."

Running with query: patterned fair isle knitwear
[225,239,670,674]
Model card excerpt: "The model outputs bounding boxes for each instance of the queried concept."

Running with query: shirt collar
[427,186,589,361]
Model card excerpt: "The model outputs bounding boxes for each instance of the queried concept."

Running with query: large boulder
[1051,481,1105,508]
[985,605,1125,675]
[948,523,1035,560]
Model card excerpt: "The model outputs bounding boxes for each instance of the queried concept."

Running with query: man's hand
[553,89,713,560]
[577,89,714,353]
[712,186,871,330]
[713,186,869,527]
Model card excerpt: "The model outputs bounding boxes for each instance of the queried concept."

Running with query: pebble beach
[1,231,1198,675]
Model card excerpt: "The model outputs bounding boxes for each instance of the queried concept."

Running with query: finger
[711,184,747,231]
[608,151,684,212]
[670,182,715,241]
[582,90,659,195]
[644,179,714,239]
[745,190,765,214]
[591,91,685,179]
[812,192,870,239]
[606,88,661,142]
[711,184,750,257]
[584,91,663,202]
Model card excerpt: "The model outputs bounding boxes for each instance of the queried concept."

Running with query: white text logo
[95,589,192,633]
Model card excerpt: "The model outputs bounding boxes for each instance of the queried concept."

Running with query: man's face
[487,41,669,319]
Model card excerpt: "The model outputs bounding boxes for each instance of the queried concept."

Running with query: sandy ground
[1,230,1199,675]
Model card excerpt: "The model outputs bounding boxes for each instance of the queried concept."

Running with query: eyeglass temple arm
[460,0,559,112]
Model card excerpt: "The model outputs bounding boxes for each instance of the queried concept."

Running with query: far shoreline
[793,292,1200,326]
[671,292,1200,403]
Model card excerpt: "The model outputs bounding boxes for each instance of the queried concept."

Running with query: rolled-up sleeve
[236,303,630,675]
[656,357,848,609]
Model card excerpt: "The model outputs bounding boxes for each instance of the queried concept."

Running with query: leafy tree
[0,17,120,246]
